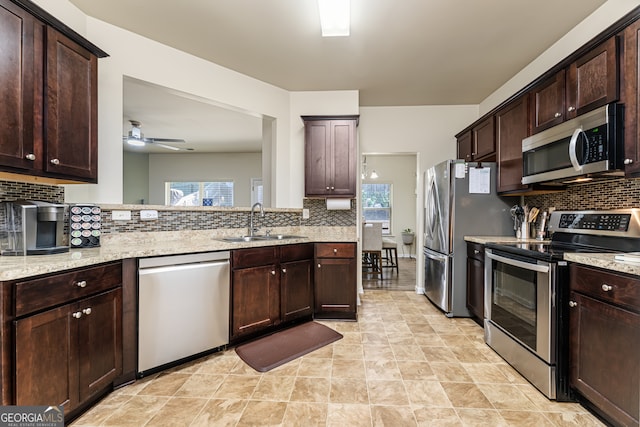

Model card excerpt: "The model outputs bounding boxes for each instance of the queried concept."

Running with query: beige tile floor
[71,290,605,426]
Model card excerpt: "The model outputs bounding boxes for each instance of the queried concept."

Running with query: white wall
[481,0,640,114]
[147,152,261,206]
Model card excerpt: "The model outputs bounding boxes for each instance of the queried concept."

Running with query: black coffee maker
[0,200,69,255]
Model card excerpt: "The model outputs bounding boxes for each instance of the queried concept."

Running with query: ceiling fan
[123,120,193,151]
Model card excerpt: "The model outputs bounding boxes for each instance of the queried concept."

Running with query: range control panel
[558,213,630,231]
[548,209,640,238]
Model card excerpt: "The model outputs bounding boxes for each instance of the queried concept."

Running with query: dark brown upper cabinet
[621,18,640,177]
[0,0,107,184]
[456,117,496,162]
[302,115,358,198]
[495,95,530,193]
[531,36,619,134]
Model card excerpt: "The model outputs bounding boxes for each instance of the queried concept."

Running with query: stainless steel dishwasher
[138,251,230,376]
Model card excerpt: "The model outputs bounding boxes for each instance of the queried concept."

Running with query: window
[166,181,234,207]
[362,183,391,234]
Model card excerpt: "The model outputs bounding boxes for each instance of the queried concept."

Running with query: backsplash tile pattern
[0,181,64,203]
[525,178,640,211]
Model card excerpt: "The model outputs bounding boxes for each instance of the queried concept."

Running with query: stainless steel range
[484,209,640,401]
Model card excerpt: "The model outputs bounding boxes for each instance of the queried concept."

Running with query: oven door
[484,249,553,363]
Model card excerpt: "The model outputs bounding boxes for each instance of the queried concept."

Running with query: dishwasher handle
[139,260,229,276]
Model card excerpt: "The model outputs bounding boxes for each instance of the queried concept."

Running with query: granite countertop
[465,235,640,276]
[0,226,357,281]
[563,253,640,276]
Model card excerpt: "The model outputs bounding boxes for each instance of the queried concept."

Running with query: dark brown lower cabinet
[15,288,122,413]
[230,244,314,341]
[465,242,485,322]
[314,243,357,320]
[569,264,640,427]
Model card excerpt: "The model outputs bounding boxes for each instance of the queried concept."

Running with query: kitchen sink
[219,234,305,243]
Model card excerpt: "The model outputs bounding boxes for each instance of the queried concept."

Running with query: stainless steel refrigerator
[423,160,513,317]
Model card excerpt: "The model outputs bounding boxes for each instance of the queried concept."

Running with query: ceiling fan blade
[145,137,186,143]
[154,142,194,151]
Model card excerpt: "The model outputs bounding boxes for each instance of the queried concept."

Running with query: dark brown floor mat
[235,321,343,372]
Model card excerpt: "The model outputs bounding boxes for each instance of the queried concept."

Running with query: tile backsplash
[0,181,64,204]
[524,178,640,211]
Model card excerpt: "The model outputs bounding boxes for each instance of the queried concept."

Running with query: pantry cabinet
[531,36,619,134]
[0,0,107,184]
[302,115,359,197]
[230,244,314,341]
[314,243,357,320]
[3,261,123,418]
[569,264,639,427]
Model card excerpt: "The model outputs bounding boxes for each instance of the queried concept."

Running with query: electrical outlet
[302,208,310,219]
[112,210,131,221]
[140,209,159,220]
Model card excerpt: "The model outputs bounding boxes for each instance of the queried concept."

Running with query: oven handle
[486,251,550,273]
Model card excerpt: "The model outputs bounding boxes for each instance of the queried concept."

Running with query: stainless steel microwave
[521,103,624,185]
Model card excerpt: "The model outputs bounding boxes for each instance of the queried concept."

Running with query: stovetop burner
[487,209,640,262]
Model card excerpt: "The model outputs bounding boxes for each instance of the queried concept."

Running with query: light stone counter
[464,236,549,244]
[563,253,640,276]
[0,226,356,281]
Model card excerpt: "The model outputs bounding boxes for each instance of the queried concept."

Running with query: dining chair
[382,237,399,274]
[362,223,383,279]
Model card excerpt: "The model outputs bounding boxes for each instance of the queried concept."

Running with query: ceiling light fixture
[318,0,350,37]
[370,170,379,179]
[126,138,146,147]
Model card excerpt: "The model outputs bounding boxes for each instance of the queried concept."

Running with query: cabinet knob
[554,112,562,118]
[317,263,321,268]
[624,158,634,165]
[569,301,577,308]
[75,280,87,288]
[474,250,480,255]
[333,248,338,254]
[282,268,287,274]
[25,153,36,161]
[567,106,575,112]
[50,158,60,165]
[72,311,82,319]
[82,307,92,315]
[271,270,276,275]
[330,186,335,190]
[601,283,613,292]
[326,186,330,190]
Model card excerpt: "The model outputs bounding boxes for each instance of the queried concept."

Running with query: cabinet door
[77,289,122,402]
[0,1,39,171]
[456,131,472,162]
[472,117,495,160]
[566,36,619,119]
[45,27,98,181]
[569,292,640,427]
[304,120,332,196]
[231,265,279,338]
[531,70,565,134]
[314,257,356,319]
[281,259,313,322]
[465,255,484,320]
[330,120,357,196]
[623,19,640,177]
[496,95,530,193]
[15,304,79,411]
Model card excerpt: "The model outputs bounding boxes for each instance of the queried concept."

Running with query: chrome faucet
[249,202,265,236]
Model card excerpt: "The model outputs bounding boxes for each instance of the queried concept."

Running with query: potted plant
[401,228,415,245]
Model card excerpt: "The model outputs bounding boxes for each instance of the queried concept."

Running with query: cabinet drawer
[570,264,640,311]
[315,243,355,258]
[280,243,314,263]
[15,262,122,317]
[466,242,485,262]
[232,246,278,269]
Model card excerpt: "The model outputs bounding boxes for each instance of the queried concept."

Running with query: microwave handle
[486,250,550,273]
[568,128,584,171]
